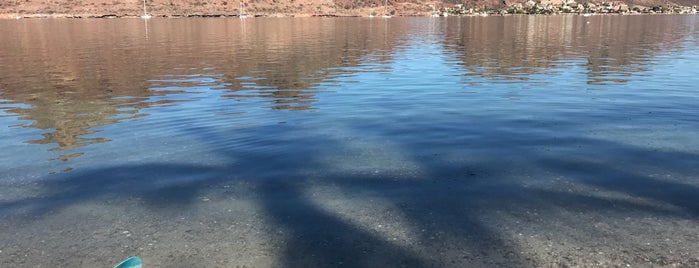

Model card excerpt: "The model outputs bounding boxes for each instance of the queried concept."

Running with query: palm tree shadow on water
[255,179,432,267]
[2,121,699,267]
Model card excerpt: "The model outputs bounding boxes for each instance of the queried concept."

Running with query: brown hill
[1,0,697,17]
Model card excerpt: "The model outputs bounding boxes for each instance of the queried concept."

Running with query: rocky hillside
[0,0,697,17]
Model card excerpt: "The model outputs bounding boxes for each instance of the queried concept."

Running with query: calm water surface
[1,16,697,180]
[1,16,698,267]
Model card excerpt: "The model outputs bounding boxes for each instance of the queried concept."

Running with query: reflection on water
[442,15,696,85]
[0,18,406,171]
[0,16,697,175]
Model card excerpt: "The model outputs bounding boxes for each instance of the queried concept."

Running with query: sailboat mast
[239,1,247,18]
[143,0,148,16]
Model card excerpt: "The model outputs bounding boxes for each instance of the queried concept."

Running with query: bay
[1,16,698,267]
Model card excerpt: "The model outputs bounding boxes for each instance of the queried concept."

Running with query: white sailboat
[141,0,152,19]
[239,1,248,18]
[382,0,392,18]
[430,5,439,17]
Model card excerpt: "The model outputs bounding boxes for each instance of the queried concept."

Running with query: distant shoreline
[2,1,697,19]
[1,12,697,19]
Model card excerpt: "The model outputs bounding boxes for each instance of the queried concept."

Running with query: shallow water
[1,16,699,267]
[1,16,698,180]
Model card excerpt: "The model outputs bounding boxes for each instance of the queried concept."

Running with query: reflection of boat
[239,1,247,19]
[141,0,152,19]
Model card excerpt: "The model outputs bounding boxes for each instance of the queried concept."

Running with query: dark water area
[1,16,698,267]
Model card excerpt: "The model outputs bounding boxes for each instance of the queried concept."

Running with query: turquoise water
[0,15,698,267]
